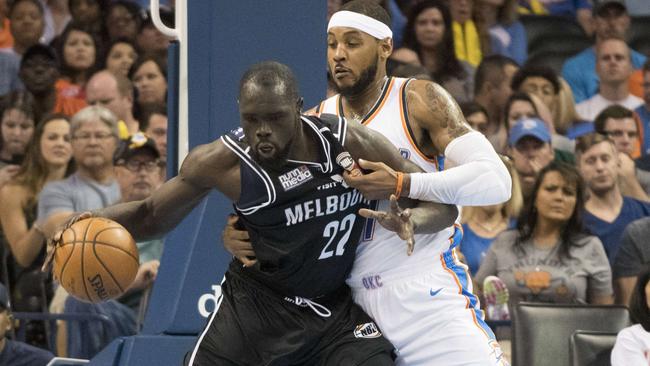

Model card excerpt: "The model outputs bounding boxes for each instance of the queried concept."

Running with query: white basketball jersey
[317,77,459,286]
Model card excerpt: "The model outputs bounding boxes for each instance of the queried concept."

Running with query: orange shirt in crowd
[0,19,14,49]
[53,94,86,117]
[629,69,643,99]
[55,79,86,101]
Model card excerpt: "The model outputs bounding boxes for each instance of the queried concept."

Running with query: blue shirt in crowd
[562,47,647,103]
[461,220,516,275]
[0,339,54,366]
[582,196,650,264]
[490,21,528,66]
[635,105,650,156]
[537,0,591,17]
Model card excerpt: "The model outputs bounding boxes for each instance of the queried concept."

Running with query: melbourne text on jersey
[285,189,370,226]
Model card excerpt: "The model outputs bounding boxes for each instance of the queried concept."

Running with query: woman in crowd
[475,162,614,305]
[105,1,141,44]
[478,0,527,65]
[612,267,650,365]
[460,101,489,135]
[460,156,523,275]
[392,0,475,102]
[103,38,138,78]
[130,54,168,110]
[0,91,35,187]
[54,23,99,101]
[0,114,73,269]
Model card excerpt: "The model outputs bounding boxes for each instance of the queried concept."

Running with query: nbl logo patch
[354,322,382,339]
[279,165,313,191]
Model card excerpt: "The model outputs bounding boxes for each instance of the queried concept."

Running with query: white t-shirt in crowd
[611,324,650,366]
[576,93,644,122]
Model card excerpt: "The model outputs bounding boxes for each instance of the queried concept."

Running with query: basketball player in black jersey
[47,61,457,365]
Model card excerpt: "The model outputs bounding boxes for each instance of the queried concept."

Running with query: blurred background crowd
[0,0,649,364]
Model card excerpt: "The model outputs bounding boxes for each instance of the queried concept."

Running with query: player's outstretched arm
[343,119,457,237]
[404,80,511,205]
[94,140,239,241]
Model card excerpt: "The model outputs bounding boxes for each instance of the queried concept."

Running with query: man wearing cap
[18,44,86,122]
[0,283,54,365]
[576,133,650,265]
[508,117,556,199]
[562,1,647,103]
[224,1,511,365]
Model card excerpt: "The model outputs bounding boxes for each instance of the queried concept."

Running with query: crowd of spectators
[0,0,647,362]
[0,0,171,361]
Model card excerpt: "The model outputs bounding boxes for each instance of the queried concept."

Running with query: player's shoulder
[181,138,238,184]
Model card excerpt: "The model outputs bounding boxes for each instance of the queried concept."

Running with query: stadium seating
[512,302,630,366]
[569,330,618,366]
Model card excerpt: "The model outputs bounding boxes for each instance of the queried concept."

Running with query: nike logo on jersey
[430,288,443,297]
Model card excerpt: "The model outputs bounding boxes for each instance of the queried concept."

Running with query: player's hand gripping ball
[51,217,139,303]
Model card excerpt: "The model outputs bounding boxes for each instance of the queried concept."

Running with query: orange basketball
[53,217,139,303]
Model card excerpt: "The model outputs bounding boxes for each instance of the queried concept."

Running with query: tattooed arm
[344,80,511,205]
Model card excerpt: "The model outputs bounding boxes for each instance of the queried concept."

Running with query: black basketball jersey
[221,115,370,299]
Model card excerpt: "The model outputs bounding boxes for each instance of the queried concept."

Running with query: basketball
[53,217,140,303]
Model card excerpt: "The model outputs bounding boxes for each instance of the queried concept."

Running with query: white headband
[327,11,393,40]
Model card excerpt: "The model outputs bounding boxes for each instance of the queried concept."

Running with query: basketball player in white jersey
[224,1,512,365]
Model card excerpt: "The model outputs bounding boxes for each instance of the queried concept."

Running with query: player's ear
[378,38,393,60]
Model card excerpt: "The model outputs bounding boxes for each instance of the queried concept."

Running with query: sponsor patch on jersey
[354,322,382,339]
[279,165,313,191]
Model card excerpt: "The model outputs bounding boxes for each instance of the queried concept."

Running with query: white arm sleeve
[407,131,511,205]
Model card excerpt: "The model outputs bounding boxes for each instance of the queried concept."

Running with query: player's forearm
[92,200,162,240]
[406,132,511,205]
[408,201,458,234]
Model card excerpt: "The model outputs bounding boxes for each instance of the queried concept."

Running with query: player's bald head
[239,61,299,102]
[339,0,391,28]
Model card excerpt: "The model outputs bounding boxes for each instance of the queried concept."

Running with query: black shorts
[185,271,395,366]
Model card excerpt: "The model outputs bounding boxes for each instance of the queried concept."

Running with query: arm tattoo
[423,83,469,139]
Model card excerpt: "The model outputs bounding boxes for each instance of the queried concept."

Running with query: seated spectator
[577,133,650,264]
[479,0,527,65]
[507,117,555,201]
[576,37,643,122]
[475,161,613,305]
[0,115,72,270]
[636,60,650,156]
[613,218,650,306]
[392,0,475,103]
[449,0,490,67]
[103,38,138,78]
[474,55,519,152]
[68,0,108,43]
[611,267,650,365]
[511,65,560,131]
[18,44,86,122]
[64,133,163,358]
[562,1,646,103]
[136,8,174,56]
[53,23,100,101]
[6,0,45,57]
[86,70,139,138]
[460,156,522,275]
[0,283,54,365]
[129,54,168,112]
[594,105,650,198]
[138,103,167,164]
[460,101,489,135]
[0,91,34,171]
[105,1,142,44]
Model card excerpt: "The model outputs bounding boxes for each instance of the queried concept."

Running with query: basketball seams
[58,223,79,282]
[91,226,139,263]
[80,218,96,303]
[92,243,127,294]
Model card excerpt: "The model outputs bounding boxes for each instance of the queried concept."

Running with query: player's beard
[252,136,294,172]
[334,59,378,99]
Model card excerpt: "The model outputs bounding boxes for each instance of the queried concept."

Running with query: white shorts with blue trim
[350,228,509,366]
